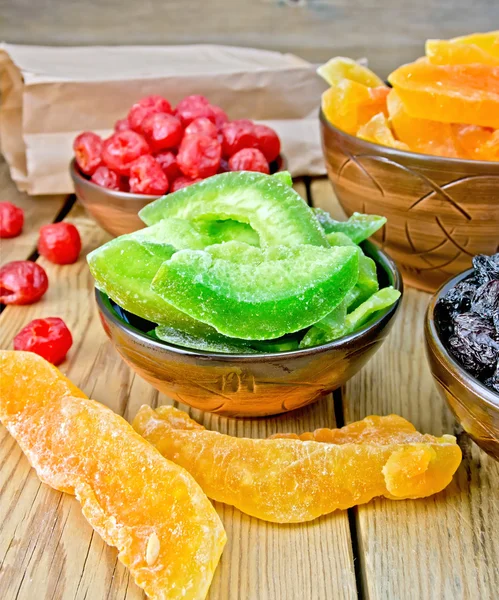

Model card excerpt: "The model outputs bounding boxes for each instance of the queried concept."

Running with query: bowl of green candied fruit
[90,170,402,416]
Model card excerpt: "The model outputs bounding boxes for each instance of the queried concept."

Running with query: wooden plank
[0,157,68,263]
[310,177,499,600]
[0,197,357,599]
[2,0,499,75]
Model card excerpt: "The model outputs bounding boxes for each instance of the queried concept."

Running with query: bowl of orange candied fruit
[319,31,499,293]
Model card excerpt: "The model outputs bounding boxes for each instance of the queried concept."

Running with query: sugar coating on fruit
[133,405,462,523]
[0,350,226,600]
[151,243,359,339]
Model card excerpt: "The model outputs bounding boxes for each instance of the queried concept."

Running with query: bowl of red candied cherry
[71,94,283,237]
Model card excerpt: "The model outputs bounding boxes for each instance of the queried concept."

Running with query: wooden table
[0,158,498,600]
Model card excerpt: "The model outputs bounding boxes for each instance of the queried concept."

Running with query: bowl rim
[425,268,499,408]
[320,109,499,170]
[95,240,403,361]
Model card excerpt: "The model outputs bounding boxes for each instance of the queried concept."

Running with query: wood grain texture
[0,157,68,263]
[311,178,499,600]
[3,0,499,75]
[0,184,358,599]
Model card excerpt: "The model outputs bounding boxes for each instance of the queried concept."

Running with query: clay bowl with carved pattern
[70,156,286,238]
[320,112,499,293]
[96,241,402,418]
[425,269,499,460]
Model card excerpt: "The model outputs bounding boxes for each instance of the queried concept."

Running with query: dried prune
[435,277,478,336]
[471,280,499,321]
[448,313,499,378]
[472,254,499,284]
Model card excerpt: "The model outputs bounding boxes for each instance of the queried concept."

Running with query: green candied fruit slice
[272,171,293,187]
[151,242,359,340]
[299,302,347,348]
[88,218,221,333]
[198,219,260,247]
[155,325,257,354]
[325,232,357,247]
[139,171,328,248]
[249,333,301,353]
[300,287,400,348]
[315,209,386,244]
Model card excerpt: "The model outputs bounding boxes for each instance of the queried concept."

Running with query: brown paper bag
[0,44,327,195]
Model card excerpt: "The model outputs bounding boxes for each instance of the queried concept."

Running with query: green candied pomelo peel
[151,242,359,339]
[272,170,293,187]
[87,218,254,332]
[155,325,257,354]
[300,287,400,348]
[139,171,328,248]
[315,209,386,244]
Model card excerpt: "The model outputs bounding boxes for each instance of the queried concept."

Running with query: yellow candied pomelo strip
[388,61,499,129]
[317,56,384,87]
[0,351,226,600]
[387,89,460,157]
[357,112,410,150]
[133,405,462,524]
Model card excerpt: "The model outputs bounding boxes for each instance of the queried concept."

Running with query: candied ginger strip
[0,351,226,600]
[133,405,462,524]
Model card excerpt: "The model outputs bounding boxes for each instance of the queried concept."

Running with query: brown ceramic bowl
[425,270,499,459]
[70,156,286,238]
[96,240,402,417]
[320,112,499,293]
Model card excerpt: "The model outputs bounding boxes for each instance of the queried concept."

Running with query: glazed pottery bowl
[70,156,286,238]
[425,269,499,459]
[320,112,499,293]
[96,241,403,418]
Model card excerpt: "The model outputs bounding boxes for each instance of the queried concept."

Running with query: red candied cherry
[254,124,281,163]
[185,117,218,139]
[228,148,270,174]
[171,176,203,192]
[175,95,216,127]
[221,119,258,157]
[177,134,221,179]
[73,132,103,175]
[154,151,182,182]
[129,155,169,195]
[91,166,123,191]
[114,118,130,132]
[0,202,24,238]
[0,261,48,305]
[14,317,73,365]
[141,113,183,152]
[102,131,150,176]
[38,222,82,265]
[128,95,172,132]
[210,105,229,130]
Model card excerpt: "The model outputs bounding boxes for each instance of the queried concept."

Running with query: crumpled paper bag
[0,44,328,195]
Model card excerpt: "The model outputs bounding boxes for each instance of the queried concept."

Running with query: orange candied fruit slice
[322,81,390,135]
[357,112,409,150]
[317,56,384,87]
[133,405,462,524]
[387,89,459,157]
[452,124,499,161]
[0,351,226,599]
[388,61,499,129]
[426,31,499,66]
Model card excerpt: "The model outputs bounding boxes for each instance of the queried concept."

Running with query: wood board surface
[0,173,498,600]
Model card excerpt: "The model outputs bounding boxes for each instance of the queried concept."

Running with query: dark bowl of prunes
[425,253,499,459]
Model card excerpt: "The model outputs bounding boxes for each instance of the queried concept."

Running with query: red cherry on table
[14,317,73,365]
[0,261,49,305]
[0,202,24,238]
[38,222,82,265]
